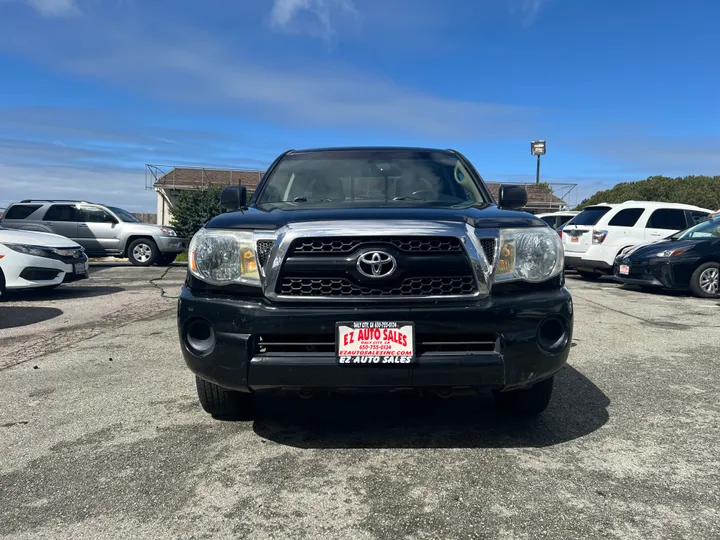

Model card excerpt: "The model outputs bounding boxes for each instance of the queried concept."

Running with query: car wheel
[128,239,158,266]
[578,271,603,281]
[493,376,554,415]
[156,253,177,266]
[690,262,720,298]
[195,376,253,419]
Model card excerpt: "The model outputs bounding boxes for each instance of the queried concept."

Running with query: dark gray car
[0,200,188,266]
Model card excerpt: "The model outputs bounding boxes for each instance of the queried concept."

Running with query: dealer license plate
[619,264,630,275]
[336,321,415,365]
[74,262,87,275]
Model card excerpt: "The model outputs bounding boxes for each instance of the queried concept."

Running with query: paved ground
[0,265,718,539]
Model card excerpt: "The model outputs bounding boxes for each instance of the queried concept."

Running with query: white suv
[563,201,713,280]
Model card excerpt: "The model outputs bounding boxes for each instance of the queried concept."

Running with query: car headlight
[494,227,563,283]
[6,244,51,257]
[656,248,688,257]
[160,228,177,237]
[188,229,260,286]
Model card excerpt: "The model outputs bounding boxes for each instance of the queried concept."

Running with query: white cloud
[6,0,79,16]
[269,0,357,39]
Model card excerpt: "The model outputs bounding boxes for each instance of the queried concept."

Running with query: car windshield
[570,206,612,226]
[107,206,141,223]
[671,216,720,239]
[255,150,489,209]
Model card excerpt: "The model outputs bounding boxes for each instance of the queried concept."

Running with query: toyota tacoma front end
[177,147,573,418]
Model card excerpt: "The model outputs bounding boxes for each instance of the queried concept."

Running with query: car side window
[608,208,644,227]
[43,204,80,222]
[4,204,42,220]
[78,206,115,223]
[690,211,709,225]
[647,209,688,230]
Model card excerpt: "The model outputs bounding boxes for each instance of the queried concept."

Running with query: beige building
[150,166,265,226]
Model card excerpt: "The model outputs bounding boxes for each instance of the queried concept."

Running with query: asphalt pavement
[0,264,719,539]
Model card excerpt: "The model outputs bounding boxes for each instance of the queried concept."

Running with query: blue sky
[1,0,719,212]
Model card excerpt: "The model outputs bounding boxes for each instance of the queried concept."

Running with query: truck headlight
[188,229,260,286]
[160,228,177,237]
[495,227,563,283]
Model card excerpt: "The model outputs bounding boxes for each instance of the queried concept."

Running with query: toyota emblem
[357,250,397,278]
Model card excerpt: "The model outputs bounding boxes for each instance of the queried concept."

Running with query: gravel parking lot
[1,265,718,539]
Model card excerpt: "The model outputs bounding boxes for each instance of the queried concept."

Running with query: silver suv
[0,200,188,266]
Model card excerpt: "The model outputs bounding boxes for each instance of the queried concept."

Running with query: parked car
[0,225,88,295]
[613,215,720,298]
[537,211,578,230]
[562,201,713,280]
[178,146,573,419]
[0,200,188,266]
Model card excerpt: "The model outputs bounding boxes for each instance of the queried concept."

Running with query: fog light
[185,318,216,356]
[537,315,568,355]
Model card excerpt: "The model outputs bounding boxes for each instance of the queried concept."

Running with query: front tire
[690,262,720,298]
[128,239,158,266]
[195,377,253,419]
[493,376,554,415]
[578,271,603,281]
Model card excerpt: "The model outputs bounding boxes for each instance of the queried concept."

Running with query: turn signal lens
[241,248,259,278]
[496,242,515,278]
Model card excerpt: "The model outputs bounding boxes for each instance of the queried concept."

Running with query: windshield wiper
[293,197,334,203]
[392,196,423,201]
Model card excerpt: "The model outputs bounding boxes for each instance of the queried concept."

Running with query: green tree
[170,187,223,239]
[578,175,720,211]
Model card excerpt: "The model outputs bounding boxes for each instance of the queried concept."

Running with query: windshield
[672,216,720,240]
[255,150,488,209]
[107,206,141,223]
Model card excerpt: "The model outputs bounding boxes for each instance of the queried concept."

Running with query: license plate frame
[619,264,630,275]
[74,262,87,275]
[336,321,415,365]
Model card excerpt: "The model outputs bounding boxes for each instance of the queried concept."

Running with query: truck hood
[0,228,81,248]
[206,203,545,230]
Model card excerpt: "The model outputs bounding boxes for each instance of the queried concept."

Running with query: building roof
[153,167,265,190]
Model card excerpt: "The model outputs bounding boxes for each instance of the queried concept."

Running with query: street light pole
[530,140,546,184]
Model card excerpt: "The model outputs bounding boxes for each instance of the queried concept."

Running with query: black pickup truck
[178,147,573,418]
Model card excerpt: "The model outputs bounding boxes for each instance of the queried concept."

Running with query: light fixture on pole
[531,140,546,184]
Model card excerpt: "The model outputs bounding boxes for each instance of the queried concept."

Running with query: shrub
[170,187,222,239]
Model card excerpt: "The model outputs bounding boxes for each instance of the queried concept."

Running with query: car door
[644,208,689,242]
[41,204,80,241]
[76,205,121,255]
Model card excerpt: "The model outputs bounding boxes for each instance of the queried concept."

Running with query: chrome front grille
[291,236,463,254]
[255,220,497,301]
[280,276,477,297]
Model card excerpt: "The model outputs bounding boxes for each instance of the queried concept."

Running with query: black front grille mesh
[292,236,463,254]
[256,240,274,267]
[480,239,496,264]
[280,276,477,297]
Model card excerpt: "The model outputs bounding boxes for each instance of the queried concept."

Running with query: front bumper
[155,236,189,254]
[2,251,89,289]
[612,258,684,289]
[178,287,574,393]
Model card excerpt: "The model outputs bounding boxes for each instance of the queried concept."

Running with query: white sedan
[0,226,89,295]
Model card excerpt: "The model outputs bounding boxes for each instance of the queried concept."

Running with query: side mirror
[497,184,528,210]
[220,186,247,211]
[105,215,118,224]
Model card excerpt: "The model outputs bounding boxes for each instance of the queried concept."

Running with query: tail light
[558,230,563,239]
[592,230,608,245]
